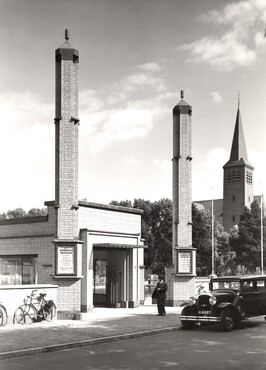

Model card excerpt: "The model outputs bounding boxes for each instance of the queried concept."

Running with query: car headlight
[209,295,217,305]
[189,296,197,305]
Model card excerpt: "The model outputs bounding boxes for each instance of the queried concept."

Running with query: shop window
[0,255,37,285]
[93,259,107,294]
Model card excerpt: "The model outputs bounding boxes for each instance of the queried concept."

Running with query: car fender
[218,302,242,320]
[233,296,246,317]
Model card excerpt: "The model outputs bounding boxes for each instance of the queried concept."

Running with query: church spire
[228,94,249,164]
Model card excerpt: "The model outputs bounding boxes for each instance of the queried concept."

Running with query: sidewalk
[0,305,182,360]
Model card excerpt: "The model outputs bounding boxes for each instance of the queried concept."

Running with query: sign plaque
[178,251,192,274]
[56,245,76,275]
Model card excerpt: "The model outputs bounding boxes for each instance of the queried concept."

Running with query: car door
[241,280,258,316]
[255,279,266,315]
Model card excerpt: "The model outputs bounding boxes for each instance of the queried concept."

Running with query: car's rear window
[256,280,266,292]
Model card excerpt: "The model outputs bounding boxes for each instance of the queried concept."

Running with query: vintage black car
[180,275,266,331]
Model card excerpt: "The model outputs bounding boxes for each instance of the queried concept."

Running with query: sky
[0,0,266,213]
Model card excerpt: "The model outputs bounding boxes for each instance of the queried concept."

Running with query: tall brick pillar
[55,29,79,238]
[166,91,196,306]
[52,30,83,318]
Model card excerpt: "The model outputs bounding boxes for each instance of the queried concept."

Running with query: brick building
[0,31,145,319]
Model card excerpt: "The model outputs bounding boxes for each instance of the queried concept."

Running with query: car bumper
[180,315,220,323]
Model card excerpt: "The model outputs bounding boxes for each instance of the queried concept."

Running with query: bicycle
[0,303,8,326]
[13,290,57,324]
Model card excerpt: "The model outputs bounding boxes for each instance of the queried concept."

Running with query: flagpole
[211,187,215,276]
[261,190,264,274]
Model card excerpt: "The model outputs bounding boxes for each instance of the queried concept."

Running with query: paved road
[1,319,266,370]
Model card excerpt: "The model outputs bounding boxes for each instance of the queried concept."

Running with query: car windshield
[212,281,240,290]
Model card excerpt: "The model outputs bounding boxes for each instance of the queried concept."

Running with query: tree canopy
[0,207,47,220]
[230,200,265,274]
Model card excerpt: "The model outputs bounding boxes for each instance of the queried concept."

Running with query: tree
[110,200,133,208]
[192,203,230,276]
[149,198,172,272]
[230,200,265,274]
[133,199,153,266]
[27,208,47,217]
[0,207,47,219]
[109,198,173,274]
[5,208,26,219]
[192,204,212,276]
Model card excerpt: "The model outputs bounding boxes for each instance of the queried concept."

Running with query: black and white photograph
[0,0,265,369]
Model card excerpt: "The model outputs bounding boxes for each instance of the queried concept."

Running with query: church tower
[223,98,254,231]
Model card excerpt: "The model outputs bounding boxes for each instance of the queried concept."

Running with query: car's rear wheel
[220,309,235,332]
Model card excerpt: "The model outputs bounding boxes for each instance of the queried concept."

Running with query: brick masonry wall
[165,266,194,306]
[171,103,195,304]
[78,205,142,235]
[55,58,79,240]
[0,216,55,238]
[173,113,192,250]
[223,165,254,230]
[51,278,81,319]
[0,285,58,324]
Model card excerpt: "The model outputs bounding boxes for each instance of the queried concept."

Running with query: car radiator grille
[198,295,211,313]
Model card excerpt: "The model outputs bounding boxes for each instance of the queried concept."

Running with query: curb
[0,326,181,360]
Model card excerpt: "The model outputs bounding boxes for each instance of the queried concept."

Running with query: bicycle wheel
[43,302,57,322]
[13,307,25,324]
[0,305,8,326]
[13,305,38,324]
[23,305,38,324]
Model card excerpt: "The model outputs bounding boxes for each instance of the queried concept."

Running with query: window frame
[0,254,38,285]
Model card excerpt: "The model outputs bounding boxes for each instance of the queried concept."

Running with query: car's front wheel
[220,309,235,332]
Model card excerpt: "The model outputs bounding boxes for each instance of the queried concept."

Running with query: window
[93,259,107,294]
[246,171,252,184]
[0,255,37,285]
[232,195,235,202]
[237,171,240,182]
[242,280,255,292]
[212,281,240,290]
[256,280,266,292]
[232,215,235,222]
[227,172,231,183]
[232,172,236,183]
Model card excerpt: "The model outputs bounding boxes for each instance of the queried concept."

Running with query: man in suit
[155,275,168,316]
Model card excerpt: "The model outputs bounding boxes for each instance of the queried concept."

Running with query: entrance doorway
[106,268,122,307]
[93,248,126,307]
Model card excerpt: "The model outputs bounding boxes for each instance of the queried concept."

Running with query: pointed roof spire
[173,90,192,115]
[56,29,79,63]
[227,93,251,166]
